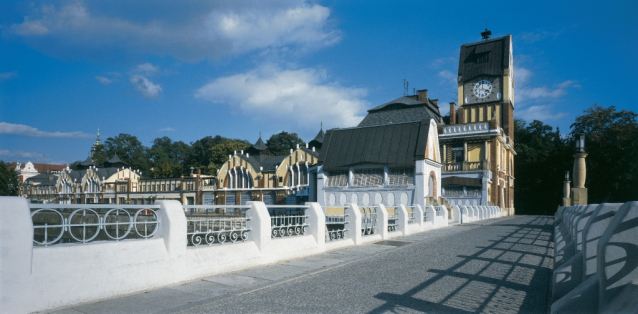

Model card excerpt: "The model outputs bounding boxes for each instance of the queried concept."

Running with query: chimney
[417,89,428,102]
[450,102,457,124]
[431,99,439,107]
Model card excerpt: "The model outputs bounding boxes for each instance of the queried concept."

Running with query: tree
[0,161,20,196]
[514,119,571,215]
[569,104,638,203]
[185,136,250,175]
[104,133,150,174]
[266,131,305,156]
[148,137,191,178]
[92,143,108,167]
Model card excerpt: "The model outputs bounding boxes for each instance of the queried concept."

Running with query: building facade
[315,92,444,209]
[439,32,515,214]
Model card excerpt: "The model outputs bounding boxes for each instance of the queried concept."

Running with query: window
[454,149,464,163]
[475,52,489,63]
[387,168,414,186]
[326,171,348,187]
[352,169,383,187]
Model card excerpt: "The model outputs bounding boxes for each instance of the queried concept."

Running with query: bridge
[1,198,636,313]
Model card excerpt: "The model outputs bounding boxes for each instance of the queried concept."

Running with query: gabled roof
[358,97,441,127]
[320,119,432,171]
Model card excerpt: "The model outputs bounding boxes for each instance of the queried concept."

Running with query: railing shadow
[369,216,554,313]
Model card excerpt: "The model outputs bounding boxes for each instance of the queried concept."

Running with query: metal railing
[443,161,487,172]
[184,205,250,246]
[386,206,398,232]
[435,205,445,217]
[360,206,377,235]
[324,206,348,242]
[406,206,416,224]
[30,204,160,246]
[268,205,309,238]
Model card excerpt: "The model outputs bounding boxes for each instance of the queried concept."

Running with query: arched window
[227,167,252,189]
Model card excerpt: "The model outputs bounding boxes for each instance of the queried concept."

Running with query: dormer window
[475,52,489,63]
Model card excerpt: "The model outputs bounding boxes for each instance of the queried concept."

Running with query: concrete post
[425,205,436,227]
[397,205,409,235]
[246,201,271,252]
[155,200,187,257]
[346,203,362,245]
[305,202,325,248]
[415,205,424,228]
[377,204,389,239]
[452,205,461,223]
[0,197,33,314]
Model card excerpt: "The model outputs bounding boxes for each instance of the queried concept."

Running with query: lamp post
[562,171,571,206]
[571,134,588,205]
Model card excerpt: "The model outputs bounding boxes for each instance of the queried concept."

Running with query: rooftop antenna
[481,20,491,40]
[403,79,409,96]
[413,88,416,95]
[320,121,323,130]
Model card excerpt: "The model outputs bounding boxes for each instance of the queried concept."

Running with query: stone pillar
[563,171,571,206]
[571,134,588,205]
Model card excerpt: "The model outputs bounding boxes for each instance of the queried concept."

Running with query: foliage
[185,136,250,175]
[514,119,571,215]
[147,137,191,178]
[266,131,305,156]
[0,161,20,196]
[104,133,150,174]
[569,104,638,203]
[92,143,108,167]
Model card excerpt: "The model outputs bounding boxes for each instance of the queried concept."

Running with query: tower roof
[358,96,441,127]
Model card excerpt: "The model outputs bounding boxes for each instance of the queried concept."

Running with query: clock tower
[439,30,516,215]
[457,32,514,139]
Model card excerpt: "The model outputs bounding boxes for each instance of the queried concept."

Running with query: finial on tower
[481,28,492,40]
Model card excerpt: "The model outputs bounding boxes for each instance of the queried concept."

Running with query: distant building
[215,130,323,206]
[9,161,66,183]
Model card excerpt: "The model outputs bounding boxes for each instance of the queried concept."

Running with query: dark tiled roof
[251,137,268,151]
[107,154,125,164]
[259,156,288,172]
[310,128,324,144]
[358,97,441,127]
[80,157,94,167]
[458,34,511,82]
[320,119,432,171]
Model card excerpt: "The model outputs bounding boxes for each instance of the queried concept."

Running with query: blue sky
[1,0,636,165]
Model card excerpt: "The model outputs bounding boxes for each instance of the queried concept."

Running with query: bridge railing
[360,206,378,236]
[324,206,349,242]
[183,205,251,246]
[30,204,160,246]
[267,205,309,238]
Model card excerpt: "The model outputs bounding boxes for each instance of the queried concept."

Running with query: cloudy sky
[1,0,636,165]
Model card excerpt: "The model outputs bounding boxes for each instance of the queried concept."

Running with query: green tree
[514,119,571,215]
[92,143,108,167]
[147,137,191,178]
[569,104,638,203]
[266,131,305,156]
[185,136,250,175]
[104,133,150,174]
[0,161,20,196]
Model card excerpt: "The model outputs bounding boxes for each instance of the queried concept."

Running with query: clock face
[473,80,492,98]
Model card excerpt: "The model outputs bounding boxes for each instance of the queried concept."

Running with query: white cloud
[159,127,175,132]
[516,105,567,122]
[438,70,456,85]
[0,122,93,138]
[195,65,367,130]
[0,72,18,81]
[515,67,532,84]
[95,76,112,84]
[6,1,340,62]
[130,75,162,99]
[133,62,159,76]
[0,150,68,164]
[430,57,455,69]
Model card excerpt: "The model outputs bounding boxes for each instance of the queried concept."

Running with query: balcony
[443,161,488,172]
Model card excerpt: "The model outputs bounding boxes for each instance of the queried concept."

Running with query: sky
[1,0,636,165]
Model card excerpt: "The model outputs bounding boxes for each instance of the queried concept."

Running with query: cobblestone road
[50,216,554,314]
